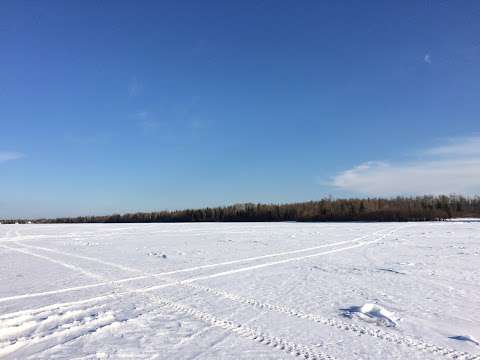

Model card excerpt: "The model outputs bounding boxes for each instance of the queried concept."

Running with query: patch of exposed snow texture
[0,222,479,359]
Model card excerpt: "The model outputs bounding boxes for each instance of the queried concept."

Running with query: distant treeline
[3,196,480,224]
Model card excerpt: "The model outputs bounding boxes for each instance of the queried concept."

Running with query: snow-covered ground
[0,222,479,359]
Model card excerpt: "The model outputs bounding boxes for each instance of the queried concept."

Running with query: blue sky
[1,1,479,218]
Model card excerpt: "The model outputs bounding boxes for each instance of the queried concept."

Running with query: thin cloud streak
[425,136,480,157]
[129,76,142,97]
[0,151,24,163]
[331,136,480,196]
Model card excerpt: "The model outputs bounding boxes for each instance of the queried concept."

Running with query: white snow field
[0,221,479,360]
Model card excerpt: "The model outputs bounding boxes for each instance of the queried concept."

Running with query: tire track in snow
[0,226,395,358]
[8,283,338,359]
[0,229,376,358]
[0,244,104,282]
[1,233,337,360]
[140,293,336,360]
[0,304,123,359]
[0,230,78,244]
[182,283,478,359]
[8,226,479,359]
[33,230,378,273]
[0,230,384,304]
[16,243,143,275]
[2,234,382,358]
[0,241,143,358]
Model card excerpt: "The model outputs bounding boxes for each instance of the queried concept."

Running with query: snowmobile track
[182,282,478,359]
[1,238,337,360]
[2,226,477,359]
[0,229,392,304]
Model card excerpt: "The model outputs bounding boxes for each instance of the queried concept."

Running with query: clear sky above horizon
[1,1,480,218]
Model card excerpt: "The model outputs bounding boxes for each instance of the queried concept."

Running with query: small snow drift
[449,335,479,346]
[341,303,398,327]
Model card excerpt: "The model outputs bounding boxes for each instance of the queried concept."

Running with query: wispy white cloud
[133,110,161,132]
[139,119,161,130]
[331,136,480,196]
[0,151,24,163]
[424,136,480,157]
[129,76,142,97]
[424,53,431,64]
[135,110,149,119]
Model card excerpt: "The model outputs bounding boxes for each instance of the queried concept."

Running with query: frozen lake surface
[0,222,479,359]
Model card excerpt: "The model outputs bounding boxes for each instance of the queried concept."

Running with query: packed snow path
[0,222,479,359]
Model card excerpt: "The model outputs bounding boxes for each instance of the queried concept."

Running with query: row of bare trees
[5,195,478,224]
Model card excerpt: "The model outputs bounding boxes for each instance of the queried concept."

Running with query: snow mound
[342,303,398,327]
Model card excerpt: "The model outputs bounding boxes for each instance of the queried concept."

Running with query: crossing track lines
[2,225,477,359]
[0,228,397,304]
[0,237,341,359]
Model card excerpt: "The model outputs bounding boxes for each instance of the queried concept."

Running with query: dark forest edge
[2,195,480,224]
